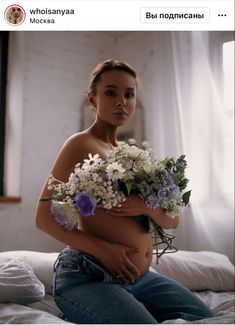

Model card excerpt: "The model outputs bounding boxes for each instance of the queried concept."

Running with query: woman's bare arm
[106,195,180,229]
[147,205,179,229]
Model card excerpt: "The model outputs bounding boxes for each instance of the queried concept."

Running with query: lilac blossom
[75,192,96,217]
[158,187,168,201]
[145,193,159,210]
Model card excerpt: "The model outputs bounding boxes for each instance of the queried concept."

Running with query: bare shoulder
[59,131,100,161]
[49,132,95,181]
[39,132,95,196]
[64,132,94,156]
[48,130,111,185]
[65,131,108,159]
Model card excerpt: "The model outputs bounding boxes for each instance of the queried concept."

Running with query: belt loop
[103,271,113,283]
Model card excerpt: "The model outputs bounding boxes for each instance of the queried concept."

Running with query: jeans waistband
[54,247,149,286]
[54,247,116,283]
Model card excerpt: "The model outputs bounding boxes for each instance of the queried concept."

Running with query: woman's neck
[87,122,119,147]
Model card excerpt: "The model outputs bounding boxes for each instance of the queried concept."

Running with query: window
[0,32,9,196]
[223,41,234,114]
[223,40,234,195]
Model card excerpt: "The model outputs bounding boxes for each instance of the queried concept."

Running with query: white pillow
[0,251,59,294]
[0,258,45,304]
[151,250,235,291]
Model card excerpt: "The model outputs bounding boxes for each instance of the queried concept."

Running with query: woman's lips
[113,113,127,120]
[113,112,128,116]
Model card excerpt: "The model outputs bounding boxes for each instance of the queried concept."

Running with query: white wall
[0,31,165,253]
[1,31,120,252]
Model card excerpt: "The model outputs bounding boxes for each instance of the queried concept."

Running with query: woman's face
[90,70,137,127]
[12,7,22,18]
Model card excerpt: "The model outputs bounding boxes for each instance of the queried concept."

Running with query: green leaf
[182,190,191,206]
[126,182,133,195]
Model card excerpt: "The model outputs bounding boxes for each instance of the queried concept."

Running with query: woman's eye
[105,89,116,97]
[125,92,135,99]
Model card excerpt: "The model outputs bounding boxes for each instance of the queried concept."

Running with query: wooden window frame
[0,32,9,197]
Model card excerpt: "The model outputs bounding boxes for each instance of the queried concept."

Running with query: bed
[0,250,234,324]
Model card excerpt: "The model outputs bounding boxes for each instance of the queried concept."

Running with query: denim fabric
[52,247,213,324]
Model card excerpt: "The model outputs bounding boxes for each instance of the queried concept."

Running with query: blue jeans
[52,247,213,324]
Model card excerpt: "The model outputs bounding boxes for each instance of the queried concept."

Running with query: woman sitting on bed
[35,59,213,324]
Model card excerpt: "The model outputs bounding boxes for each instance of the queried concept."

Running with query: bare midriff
[79,209,153,276]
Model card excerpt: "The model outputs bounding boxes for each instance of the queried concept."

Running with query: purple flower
[75,192,96,217]
[158,187,168,201]
[145,193,159,210]
[50,201,75,230]
[112,180,120,191]
[168,183,178,195]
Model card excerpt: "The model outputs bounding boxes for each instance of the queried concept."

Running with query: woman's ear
[88,92,96,109]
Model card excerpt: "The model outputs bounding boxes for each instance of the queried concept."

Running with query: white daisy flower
[83,153,102,168]
[106,162,125,181]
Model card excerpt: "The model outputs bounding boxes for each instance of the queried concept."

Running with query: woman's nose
[115,96,126,107]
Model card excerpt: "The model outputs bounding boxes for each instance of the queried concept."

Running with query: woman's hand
[104,194,180,229]
[95,239,140,283]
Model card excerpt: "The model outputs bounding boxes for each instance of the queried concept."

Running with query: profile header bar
[0,0,234,31]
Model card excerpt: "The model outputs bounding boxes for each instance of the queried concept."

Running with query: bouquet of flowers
[42,139,191,259]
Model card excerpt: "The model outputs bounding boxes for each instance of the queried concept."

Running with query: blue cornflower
[75,192,96,217]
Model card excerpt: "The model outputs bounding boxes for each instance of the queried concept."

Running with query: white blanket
[163,291,235,324]
[0,291,234,324]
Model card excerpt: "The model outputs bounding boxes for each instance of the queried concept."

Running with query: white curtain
[150,31,234,263]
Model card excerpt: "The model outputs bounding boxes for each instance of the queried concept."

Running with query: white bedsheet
[0,302,71,324]
[163,291,235,324]
[0,291,234,324]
